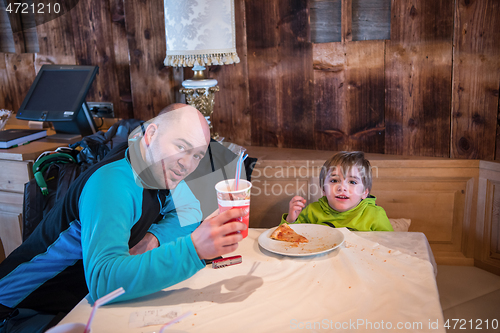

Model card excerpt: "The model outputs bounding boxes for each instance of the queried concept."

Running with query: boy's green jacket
[281,196,393,231]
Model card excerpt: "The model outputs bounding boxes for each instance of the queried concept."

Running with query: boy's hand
[286,196,306,222]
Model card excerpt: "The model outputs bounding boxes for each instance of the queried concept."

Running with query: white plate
[258,224,345,257]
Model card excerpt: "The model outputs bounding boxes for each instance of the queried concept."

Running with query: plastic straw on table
[233,153,248,191]
[159,311,194,333]
[84,287,125,333]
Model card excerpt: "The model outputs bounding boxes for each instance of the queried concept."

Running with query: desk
[60,228,445,333]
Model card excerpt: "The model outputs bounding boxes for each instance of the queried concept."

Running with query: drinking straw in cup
[233,152,248,191]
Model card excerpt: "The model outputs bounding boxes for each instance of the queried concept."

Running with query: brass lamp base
[180,66,220,139]
[179,86,219,139]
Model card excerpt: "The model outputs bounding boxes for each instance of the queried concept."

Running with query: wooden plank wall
[123,0,175,119]
[246,0,314,149]
[0,0,173,120]
[209,0,251,146]
[0,0,499,160]
[313,39,386,153]
[385,0,454,157]
[452,0,500,160]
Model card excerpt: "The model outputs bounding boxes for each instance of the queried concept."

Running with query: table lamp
[164,0,240,138]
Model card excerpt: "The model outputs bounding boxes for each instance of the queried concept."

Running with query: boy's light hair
[319,151,372,192]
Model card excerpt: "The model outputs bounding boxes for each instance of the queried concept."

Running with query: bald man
[0,104,247,333]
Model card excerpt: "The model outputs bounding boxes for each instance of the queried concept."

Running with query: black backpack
[22,151,81,241]
[22,119,144,241]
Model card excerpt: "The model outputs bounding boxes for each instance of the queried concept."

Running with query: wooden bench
[246,146,500,274]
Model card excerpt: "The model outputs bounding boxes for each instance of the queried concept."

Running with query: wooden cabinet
[0,140,68,262]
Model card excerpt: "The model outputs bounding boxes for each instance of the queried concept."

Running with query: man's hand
[129,232,160,255]
[286,196,306,223]
[191,208,248,260]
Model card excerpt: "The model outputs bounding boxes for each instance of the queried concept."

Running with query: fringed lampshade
[164,0,240,138]
[164,0,239,67]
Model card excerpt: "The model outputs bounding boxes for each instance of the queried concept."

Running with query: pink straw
[159,311,194,332]
[84,287,125,333]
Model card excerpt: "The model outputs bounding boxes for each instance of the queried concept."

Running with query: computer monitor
[16,65,99,139]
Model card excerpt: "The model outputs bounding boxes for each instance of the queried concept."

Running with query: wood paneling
[0,4,15,53]
[0,0,498,157]
[313,42,347,151]
[4,53,36,111]
[385,0,454,157]
[313,41,385,153]
[341,0,353,42]
[345,40,385,152]
[34,54,76,73]
[109,0,133,119]
[351,0,391,41]
[250,178,310,229]
[246,0,314,149]
[35,0,76,58]
[310,0,342,43]
[6,12,25,53]
[124,0,174,119]
[0,54,14,110]
[246,0,281,147]
[33,0,132,118]
[374,184,466,250]
[70,0,123,117]
[209,0,251,146]
[279,0,314,149]
[313,0,384,153]
[451,0,500,160]
[476,162,500,275]
[490,183,500,256]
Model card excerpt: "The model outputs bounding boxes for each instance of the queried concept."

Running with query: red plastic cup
[215,179,252,238]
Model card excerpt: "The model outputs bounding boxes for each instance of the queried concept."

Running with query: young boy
[282,151,393,231]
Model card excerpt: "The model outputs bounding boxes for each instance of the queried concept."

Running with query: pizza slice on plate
[270,223,308,243]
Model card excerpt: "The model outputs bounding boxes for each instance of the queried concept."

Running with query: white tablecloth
[60,228,445,333]
[353,231,438,276]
